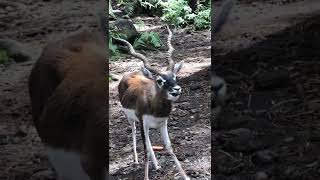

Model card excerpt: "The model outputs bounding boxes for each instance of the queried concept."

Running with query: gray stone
[252,150,278,164]
[0,39,31,62]
[110,19,139,43]
[254,171,268,180]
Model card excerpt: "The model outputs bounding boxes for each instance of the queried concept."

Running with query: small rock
[252,150,278,164]
[284,166,295,175]
[11,137,21,144]
[15,125,28,137]
[283,137,294,143]
[112,10,126,17]
[110,19,139,43]
[5,6,14,12]
[191,171,200,178]
[190,109,198,114]
[0,39,31,62]
[227,128,252,136]
[254,171,268,180]
[190,84,201,90]
[178,102,191,110]
[251,2,258,7]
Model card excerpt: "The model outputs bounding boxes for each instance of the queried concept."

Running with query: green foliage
[125,2,136,16]
[134,20,145,31]
[161,0,194,27]
[160,0,211,30]
[109,28,127,59]
[109,25,162,59]
[108,75,113,82]
[114,0,211,30]
[133,31,162,49]
[0,49,9,64]
[139,0,162,10]
[194,8,211,30]
[116,0,163,16]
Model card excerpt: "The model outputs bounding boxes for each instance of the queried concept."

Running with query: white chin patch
[167,93,180,101]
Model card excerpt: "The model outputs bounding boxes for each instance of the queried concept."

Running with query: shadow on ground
[213,13,320,180]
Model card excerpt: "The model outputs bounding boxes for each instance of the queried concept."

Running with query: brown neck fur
[119,71,172,118]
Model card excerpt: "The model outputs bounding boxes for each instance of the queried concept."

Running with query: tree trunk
[189,0,198,13]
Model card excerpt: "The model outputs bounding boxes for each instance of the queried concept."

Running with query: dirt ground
[213,0,320,179]
[1,0,320,180]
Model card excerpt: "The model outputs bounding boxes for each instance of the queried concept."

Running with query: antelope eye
[157,79,164,86]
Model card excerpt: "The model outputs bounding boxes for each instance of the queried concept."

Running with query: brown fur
[28,29,107,180]
[118,71,172,118]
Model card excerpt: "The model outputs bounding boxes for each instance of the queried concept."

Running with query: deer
[114,25,189,180]
[28,12,108,180]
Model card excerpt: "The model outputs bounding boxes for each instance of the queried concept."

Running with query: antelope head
[115,25,183,101]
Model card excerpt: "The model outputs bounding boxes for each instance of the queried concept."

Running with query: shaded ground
[213,0,320,179]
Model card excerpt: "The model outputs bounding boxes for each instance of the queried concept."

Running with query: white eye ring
[172,74,177,81]
[156,76,166,87]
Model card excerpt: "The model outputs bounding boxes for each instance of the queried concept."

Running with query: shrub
[0,49,9,64]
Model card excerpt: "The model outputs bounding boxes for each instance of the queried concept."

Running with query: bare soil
[213,0,320,179]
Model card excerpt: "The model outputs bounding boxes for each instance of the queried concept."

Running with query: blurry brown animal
[28,19,107,180]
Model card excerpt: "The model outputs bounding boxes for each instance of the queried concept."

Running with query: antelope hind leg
[160,124,190,180]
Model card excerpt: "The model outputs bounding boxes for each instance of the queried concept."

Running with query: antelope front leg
[160,123,190,180]
[143,119,161,170]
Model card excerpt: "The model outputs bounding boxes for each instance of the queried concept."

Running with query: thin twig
[269,98,299,110]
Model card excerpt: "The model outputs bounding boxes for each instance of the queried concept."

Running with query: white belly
[47,148,91,180]
[143,114,167,129]
[122,108,167,129]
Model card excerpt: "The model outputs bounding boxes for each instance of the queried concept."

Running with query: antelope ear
[141,66,155,79]
[173,61,184,74]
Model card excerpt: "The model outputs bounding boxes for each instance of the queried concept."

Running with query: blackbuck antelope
[28,22,107,180]
[115,25,189,180]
